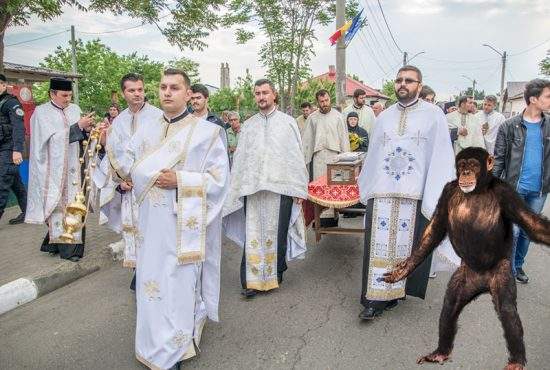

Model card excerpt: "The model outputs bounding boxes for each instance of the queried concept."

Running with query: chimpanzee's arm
[499,182,550,247]
[383,183,452,283]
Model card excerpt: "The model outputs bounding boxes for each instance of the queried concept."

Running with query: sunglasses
[395,78,420,85]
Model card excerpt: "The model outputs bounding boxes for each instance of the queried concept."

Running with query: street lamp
[461,75,477,99]
[482,43,507,112]
[406,51,426,65]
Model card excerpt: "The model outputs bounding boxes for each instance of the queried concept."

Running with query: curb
[0,240,124,316]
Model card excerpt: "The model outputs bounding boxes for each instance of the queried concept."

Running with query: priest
[93,73,162,278]
[223,78,308,299]
[447,96,485,154]
[26,78,94,262]
[302,89,350,226]
[475,95,505,155]
[357,66,460,320]
[112,68,229,370]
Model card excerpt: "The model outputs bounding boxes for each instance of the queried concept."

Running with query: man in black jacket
[189,83,225,127]
[0,73,27,224]
[493,78,550,284]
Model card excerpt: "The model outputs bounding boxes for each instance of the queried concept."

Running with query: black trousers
[360,199,433,309]
[0,151,27,215]
[240,195,293,289]
[41,228,86,259]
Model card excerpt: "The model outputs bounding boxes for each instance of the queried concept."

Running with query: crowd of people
[0,63,548,370]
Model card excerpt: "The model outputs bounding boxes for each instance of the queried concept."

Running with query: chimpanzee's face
[457,158,481,193]
[455,147,494,193]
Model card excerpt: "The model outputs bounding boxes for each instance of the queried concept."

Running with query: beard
[395,86,419,104]
[319,105,331,114]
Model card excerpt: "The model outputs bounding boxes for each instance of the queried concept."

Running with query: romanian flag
[329,20,353,45]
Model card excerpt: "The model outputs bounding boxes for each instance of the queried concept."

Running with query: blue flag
[344,9,364,45]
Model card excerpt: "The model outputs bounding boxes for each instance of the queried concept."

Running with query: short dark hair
[419,85,435,99]
[484,95,498,104]
[457,95,469,106]
[353,88,366,99]
[397,65,422,82]
[254,78,276,93]
[315,89,330,101]
[524,78,550,105]
[300,102,312,109]
[163,68,191,87]
[120,73,143,91]
[191,83,209,98]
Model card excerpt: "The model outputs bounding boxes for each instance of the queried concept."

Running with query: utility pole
[70,25,79,105]
[461,74,477,99]
[335,0,346,108]
[482,44,507,112]
[499,51,507,111]
[402,51,408,66]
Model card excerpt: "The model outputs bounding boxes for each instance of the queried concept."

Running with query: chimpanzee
[383,147,550,370]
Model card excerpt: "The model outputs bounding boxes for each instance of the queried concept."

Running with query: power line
[363,23,399,67]
[78,13,171,35]
[376,0,402,53]
[509,37,550,57]
[5,29,69,47]
[363,0,400,60]
[357,30,389,76]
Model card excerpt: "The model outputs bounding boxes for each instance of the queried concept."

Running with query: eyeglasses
[395,78,420,85]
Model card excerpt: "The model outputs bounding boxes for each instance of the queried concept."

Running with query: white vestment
[25,102,83,243]
[358,100,460,299]
[92,103,162,267]
[447,110,486,154]
[116,112,229,370]
[475,110,505,155]
[302,109,350,180]
[342,103,376,136]
[223,108,308,291]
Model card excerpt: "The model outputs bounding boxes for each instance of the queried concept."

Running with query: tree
[32,39,199,112]
[228,0,358,115]
[540,49,550,76]
[208,71,257,119]
[381,80,397,104]
[293,77,336,109]
[459,87,485,100]
[0,0,235,72]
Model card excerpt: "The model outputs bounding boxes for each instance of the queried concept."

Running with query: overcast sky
[5,0,550,101]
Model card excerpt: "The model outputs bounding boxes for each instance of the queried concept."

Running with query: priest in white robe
[302,90,350,226]
[25,78,95,262]
[447,95,485,154]
[223,79,308,299]
[114,69,229,370]
[342,88,376,136]
[93,73,162,276]
[357,66,460,320]
[475,95,505,155]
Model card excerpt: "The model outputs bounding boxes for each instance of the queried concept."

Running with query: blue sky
[5,0,549,100]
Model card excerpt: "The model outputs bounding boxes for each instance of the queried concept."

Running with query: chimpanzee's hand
[382,260,410,283]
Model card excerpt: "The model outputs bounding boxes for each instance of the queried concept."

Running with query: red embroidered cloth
[307,175,360,208]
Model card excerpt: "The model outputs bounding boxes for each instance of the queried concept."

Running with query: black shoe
[359,307,383,320]
[8,213,25,225]
[516,268,529,284]
[241,289,257,298]
[385,299,399,311]
[278,274,283,284]
[69,256,80,262]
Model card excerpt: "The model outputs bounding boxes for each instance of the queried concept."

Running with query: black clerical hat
[50,77,73,91]
[0,73,6,82]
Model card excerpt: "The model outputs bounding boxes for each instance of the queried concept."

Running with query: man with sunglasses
[357,65,459,320]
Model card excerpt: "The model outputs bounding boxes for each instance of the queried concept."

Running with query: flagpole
[335,0,346,109]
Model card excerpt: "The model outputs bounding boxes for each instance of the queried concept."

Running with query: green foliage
[459,87,485,100]
[293,78,336,109]
[208,72,257,120]
[228,0,358,114]
[540,49,550,76]
[33,39,198,112]
[381,80,397,104]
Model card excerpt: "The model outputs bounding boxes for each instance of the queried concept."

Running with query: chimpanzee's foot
[417,351,450,365]
[503,363,524,370]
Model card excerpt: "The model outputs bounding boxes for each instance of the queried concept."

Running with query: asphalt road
[1,209,549,370]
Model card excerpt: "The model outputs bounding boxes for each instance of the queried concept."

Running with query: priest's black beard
[396,88,419,106]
